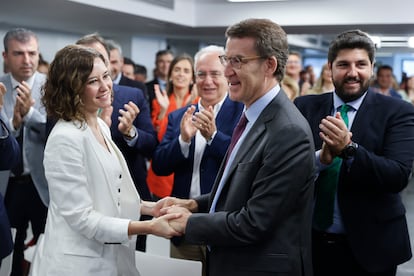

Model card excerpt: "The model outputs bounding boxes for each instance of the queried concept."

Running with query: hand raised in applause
[154,84,169,120]
[319,112,352,157]
[180,105,198,143]
[118,101,139,135]
[193,105,216,142]
[13,81,35,129]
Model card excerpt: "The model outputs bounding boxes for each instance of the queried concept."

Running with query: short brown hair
[225,18,288,82]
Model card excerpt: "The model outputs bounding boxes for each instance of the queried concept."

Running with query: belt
[312,230,347,244]
[9,174,32,184]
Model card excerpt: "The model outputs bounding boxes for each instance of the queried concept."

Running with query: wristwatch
[339,141,358,159]
[124,127,136,140]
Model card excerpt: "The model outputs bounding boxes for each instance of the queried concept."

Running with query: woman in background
[306,63,334,95]
[147,54,198,199]
[30,45,180,276]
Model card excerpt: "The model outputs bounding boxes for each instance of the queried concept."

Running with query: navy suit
[111,84,157,201]
[0,118,18,260]
[294,90,414,273]
[152,96,244,199]
[119,75,148,103]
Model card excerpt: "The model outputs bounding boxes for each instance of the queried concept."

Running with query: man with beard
[295,30,414,276]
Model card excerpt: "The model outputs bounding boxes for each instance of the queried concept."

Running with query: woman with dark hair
[30,45,181,276]
[147,54,198,199]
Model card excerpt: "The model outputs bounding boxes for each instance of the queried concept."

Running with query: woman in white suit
[30,45,181,276]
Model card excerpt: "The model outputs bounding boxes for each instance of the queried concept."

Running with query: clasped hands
[319,112,352,165]
[142,197,194,238]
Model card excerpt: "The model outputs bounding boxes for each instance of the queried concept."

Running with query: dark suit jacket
[152,96,244,198]
[294,90,414,273]
[0,118,20,170]
[111,84,157,201]
[184,91,316,276]
[145,78,159,113]
[119,75,148,102]
[0,118,17,259]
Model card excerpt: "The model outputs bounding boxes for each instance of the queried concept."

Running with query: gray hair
[105,39,122,56]
[194,45,225,70]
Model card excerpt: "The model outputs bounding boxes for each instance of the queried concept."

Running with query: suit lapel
[349,90,376,142]
[85,125,120,214]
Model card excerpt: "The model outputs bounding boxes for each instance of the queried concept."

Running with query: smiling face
[81,57,113,116]
[170,59,193,91]
[330,48,373,102]
[195,51,228,107]
[224,36,271,107]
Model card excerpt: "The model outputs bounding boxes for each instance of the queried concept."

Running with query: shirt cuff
[179,134,190,158]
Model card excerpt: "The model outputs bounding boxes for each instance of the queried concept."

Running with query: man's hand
[319,112,352,156]
[118,101,139,135]
[164,205,192,234]
[15,81,34,117]
[193,105,216,142]
[180,105,197,143]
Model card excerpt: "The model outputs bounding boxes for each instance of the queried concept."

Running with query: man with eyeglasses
[154,18,315,276]
[152,45,243,276]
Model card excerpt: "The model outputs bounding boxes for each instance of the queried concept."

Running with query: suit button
[119,174,122,179]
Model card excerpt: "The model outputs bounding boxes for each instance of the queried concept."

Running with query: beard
[333,76,370,102]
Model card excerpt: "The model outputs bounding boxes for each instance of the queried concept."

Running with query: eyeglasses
[219,55,266,69]
[196,71,223,80]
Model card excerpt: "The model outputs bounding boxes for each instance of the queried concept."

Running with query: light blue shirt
[209,85,280,212]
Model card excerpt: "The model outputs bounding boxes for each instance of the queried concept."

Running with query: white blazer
[30,118,141,276]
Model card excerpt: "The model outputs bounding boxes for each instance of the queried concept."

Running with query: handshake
[139,197,198,239]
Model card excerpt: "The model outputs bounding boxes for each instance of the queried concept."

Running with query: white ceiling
[1,0,414,54]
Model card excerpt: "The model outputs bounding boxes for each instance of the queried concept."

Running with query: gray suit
[0,72,49,205]
[185,91,316,276]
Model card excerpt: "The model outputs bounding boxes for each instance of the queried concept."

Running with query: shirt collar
[11,72,36,91]
[113,73,122,85]
[198,93,227,116]
[245,84,280,123]
[333,90,367,112]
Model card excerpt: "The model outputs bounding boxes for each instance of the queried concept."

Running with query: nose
[346,64,358,77]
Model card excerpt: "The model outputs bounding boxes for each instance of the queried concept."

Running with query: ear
[266,56,278,76]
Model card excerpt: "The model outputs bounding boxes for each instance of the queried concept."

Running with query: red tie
[226,113,248,164]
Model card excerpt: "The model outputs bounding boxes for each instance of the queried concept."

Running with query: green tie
[314,104,350,229]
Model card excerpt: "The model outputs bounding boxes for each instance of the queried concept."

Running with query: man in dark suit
[154,19,315,276]
[0,82,17,267]
[105,39,148,101]
[151,45,244,274]
[76,34,158,251]
[294,30,414,276]
[145,49,174,112]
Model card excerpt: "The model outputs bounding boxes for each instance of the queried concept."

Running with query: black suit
[295,90,414,273]
[145,78,159,113]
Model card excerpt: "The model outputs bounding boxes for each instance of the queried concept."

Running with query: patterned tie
[314,104,350,229]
